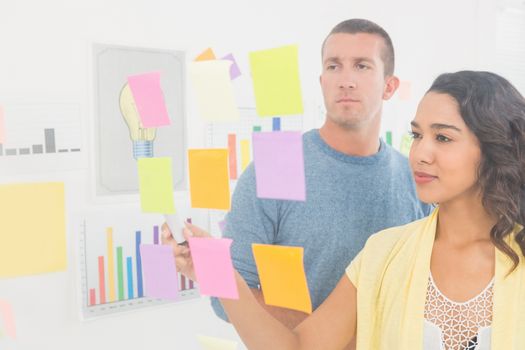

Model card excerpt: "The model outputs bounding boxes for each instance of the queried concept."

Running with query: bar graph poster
[206,108,303,181]
[76,206,199,320]
[0,103,85,175]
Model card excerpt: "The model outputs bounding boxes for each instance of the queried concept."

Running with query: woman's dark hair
[428,71,525,272]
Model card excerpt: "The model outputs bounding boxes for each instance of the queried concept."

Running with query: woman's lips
[414,171,437,184]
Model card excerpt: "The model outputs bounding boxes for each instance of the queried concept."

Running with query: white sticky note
[189,60,239,122]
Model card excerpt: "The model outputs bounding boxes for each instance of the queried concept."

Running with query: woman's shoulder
[346,214,434,285]
[363,215,431,254]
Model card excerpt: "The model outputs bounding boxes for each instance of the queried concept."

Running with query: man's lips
[337,98,360,103]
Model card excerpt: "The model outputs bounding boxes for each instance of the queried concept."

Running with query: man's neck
[318,117,381,157]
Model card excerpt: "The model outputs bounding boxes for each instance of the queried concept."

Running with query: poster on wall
[0,103,85,175]
[75,205,203,320]
[92,44,187,196]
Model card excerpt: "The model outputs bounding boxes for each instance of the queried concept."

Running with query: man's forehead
[322,33,384,59]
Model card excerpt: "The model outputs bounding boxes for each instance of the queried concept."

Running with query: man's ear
[383,75,400,100]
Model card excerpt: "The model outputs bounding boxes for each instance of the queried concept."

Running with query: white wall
[0,0,511,349]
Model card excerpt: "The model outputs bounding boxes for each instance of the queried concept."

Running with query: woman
[163,71,525,349]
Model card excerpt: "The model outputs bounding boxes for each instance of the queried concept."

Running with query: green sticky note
[137,157,175,214]
[249,45,303,117]
[385,131,392,146]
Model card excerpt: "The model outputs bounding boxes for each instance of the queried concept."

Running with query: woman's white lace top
[423,274,494,350]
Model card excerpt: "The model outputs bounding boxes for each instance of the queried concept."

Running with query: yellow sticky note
[252,244,312,314]
[249,45,304,116]
[188,149,231,210]
[189,61,239,122]
[195,48,217,61]
[137,157,175,214]
[240,139,251,172]
[197,335,237,350]
[399,132,413,157]
[0,182,66,277]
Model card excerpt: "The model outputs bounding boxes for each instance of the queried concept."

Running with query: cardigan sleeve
[345,249,363,287]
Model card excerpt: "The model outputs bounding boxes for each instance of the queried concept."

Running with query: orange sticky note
[188,149,231,210]
[252,244,312,314]
[195,48,216,61]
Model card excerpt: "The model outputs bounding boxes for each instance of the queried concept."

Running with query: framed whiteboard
[93,43,187,195]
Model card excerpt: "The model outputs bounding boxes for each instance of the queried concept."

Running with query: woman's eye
[436,134,451,142]
[409,131,421,139]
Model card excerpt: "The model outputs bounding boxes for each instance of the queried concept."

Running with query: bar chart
[77,208,199,319]
[0,103,84,174]
[206,108,303,180]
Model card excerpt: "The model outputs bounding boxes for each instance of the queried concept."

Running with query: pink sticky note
[188,237,238,299]
[252,131,306,201]
[221,53,242,80]
[139,244,179,300]
[398,81,412,101]
[0,299,16,339]
[127,72,171,128]
[0,106,5,143]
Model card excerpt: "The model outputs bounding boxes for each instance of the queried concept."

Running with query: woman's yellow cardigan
[346,208,525,349]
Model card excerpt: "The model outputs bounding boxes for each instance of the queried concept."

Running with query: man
[165,18,431,341]
[206,18,431,327]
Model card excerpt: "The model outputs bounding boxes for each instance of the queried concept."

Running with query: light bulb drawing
[119,83,157,159]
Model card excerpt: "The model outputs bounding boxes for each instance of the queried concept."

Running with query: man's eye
[326,64,337,70]
[356,63,369,70]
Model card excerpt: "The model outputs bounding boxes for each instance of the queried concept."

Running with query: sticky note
[189,61,239,122]
[0,299,16,339]
[139,244,179,300]
[399,132,413,156]
[188,237,237,299]
[227,134,238,180]
[195,48,216,61]
[218,219,226,233]
[398,81,412,101]
[249,45,303,116]
[188,149,231,210]
[127,72,171,127]
[385,131,392,146]
[252,131,305,201]
[0,183,66,277]
[221,53,242,80]
[240,139,251,172]
[0,106,5,143]
[137,157,175,214]
[252,244,311,314]
[197,335,238,350]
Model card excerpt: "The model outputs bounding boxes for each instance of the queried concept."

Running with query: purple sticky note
[218,219,226,233]
[221,53,242,80]
[139,244,179,300]
[188,237,238,299]
[127,72,171,128]
[252,131,305,201]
